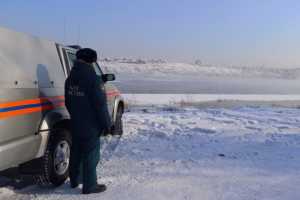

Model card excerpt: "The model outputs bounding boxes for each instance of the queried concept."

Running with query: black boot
[82,184,107,194]
[70,182,79,188]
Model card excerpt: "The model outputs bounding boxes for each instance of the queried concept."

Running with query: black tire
[34,128,71,187]
[111,106,123,136]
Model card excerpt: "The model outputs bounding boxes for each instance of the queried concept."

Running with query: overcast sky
[0,0,300,66]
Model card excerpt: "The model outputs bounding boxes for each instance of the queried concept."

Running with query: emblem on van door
[68,86,85,97]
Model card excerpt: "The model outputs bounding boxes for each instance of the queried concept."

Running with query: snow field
[100,106,300,200]
[3,106,298,200]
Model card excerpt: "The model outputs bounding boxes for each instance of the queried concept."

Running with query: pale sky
[0,0,300,66]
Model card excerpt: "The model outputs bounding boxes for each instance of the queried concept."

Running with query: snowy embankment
[124,94,300,107]
[101,61,300,79]
[1,106,300,200]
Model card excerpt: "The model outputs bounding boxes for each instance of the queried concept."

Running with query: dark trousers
[69,137,100,192]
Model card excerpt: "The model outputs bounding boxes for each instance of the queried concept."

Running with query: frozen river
[114,74,300,94]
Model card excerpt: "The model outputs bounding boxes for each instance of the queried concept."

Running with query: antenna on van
[76,24,81,45]
[63,16,67,44]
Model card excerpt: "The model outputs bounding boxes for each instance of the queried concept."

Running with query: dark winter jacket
[65,60,111,151]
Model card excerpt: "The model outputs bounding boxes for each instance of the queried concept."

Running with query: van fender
[35,109,70,158]
[112,96,124,123]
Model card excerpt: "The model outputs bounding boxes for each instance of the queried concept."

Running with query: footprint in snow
[153,131,168,139]
[190,127,216,134]
[171,119,179,125]
[169,115,177,120]
[277,126,290,130]
[245,126,262,131]
[247,120,258,125]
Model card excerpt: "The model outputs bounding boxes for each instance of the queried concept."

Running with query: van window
[66,52,76,68]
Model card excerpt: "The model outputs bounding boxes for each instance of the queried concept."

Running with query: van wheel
[34,128,71,187]
[111,106,123,135]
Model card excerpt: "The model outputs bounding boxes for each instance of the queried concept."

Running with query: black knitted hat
[76,48,97,63]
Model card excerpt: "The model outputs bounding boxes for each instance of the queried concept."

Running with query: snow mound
[0,188,16,200]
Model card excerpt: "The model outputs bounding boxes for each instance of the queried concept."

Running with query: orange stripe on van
[106,91,120,97]
[0,97,65,120]
[0,96,64,109]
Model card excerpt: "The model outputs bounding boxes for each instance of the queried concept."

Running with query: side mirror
[102,74,116,83]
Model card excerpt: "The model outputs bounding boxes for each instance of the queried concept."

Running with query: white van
[0,27,124,186]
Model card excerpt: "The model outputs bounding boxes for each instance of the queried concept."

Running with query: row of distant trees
[100,57,209,66]
[100,57,166,64]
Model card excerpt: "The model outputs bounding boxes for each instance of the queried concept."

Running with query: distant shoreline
[123,94,300,108]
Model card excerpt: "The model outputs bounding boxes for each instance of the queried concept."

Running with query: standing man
[65,48,111,194]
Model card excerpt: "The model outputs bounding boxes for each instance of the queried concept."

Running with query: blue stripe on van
[0,102,56,113]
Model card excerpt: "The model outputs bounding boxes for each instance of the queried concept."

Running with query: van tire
[111,106,123,136]
[34,128,71,187]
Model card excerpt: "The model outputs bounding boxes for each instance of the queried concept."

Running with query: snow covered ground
[1,105,300,200]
